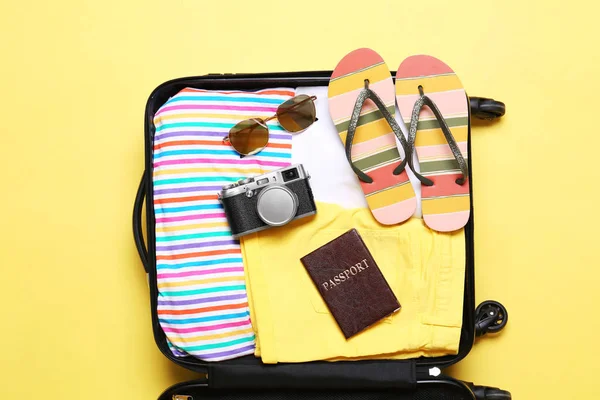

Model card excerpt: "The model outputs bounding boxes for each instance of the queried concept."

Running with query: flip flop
[328,48,416,225]
[395,55,470,232]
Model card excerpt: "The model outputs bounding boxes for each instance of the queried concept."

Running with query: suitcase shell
[132,71,510,400]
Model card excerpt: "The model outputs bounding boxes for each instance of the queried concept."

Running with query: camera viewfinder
[282,168,299,182]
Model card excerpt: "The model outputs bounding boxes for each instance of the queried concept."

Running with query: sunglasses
[223,94,317,156]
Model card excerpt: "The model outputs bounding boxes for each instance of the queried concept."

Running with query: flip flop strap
[346,81,410,183]
[407,87,468,186]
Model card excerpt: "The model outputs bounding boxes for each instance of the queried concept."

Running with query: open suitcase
[133,71,511,400]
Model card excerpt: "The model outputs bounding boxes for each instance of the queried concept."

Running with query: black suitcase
[133,71,511,400]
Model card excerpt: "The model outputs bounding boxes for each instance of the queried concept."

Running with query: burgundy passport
[300,229,401,338]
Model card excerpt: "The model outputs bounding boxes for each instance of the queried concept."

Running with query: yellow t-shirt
[241,201,465,364]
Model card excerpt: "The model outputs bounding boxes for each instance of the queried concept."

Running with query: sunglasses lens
[228,119,269,155]
[276,95,316,133]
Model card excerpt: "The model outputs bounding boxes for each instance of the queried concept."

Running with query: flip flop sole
[396,55,470,232]
[329,48,416,225]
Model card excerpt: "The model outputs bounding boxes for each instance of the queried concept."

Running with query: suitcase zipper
[417,365,442,379]
[168,375,208,400]
[170,368,442,400]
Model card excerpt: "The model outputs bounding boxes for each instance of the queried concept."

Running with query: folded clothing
[241,202,465,364]
[152,87,295,361]
[240,86,466,363]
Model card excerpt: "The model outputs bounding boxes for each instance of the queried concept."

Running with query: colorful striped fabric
[396,55,470,232]
[152,87,295,361]
[329,48,416,225]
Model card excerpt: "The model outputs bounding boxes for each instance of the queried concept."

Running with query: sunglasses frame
[223,95,317,157]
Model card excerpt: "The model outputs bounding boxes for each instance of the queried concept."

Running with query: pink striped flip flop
[396,55,470,232]
[328,48,416,225]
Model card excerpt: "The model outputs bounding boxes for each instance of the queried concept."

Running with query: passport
[300,229,401,338]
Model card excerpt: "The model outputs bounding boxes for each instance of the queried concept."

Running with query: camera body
[218,164,317,239]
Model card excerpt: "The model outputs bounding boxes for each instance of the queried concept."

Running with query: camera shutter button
[239,177,254,185]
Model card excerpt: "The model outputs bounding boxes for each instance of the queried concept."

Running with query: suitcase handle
[133,172,149,273]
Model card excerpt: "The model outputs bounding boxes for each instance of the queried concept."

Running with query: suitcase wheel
[470,383,512,400]
[469,96,506,120]
[475,300,508,337]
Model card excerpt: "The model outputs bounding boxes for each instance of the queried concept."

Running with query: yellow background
[1,0,598,398]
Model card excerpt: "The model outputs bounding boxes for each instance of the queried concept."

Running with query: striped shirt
[152,87,295,361]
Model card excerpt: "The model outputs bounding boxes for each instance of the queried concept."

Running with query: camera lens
[282,168,299,182]
[256,185,299,226]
